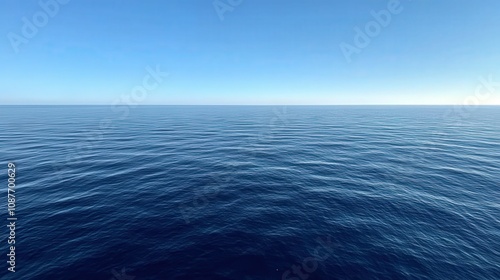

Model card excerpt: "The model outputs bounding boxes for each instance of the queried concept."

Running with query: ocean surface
[0,106,499,279]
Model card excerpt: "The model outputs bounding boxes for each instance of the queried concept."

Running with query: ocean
[0,106,498,279]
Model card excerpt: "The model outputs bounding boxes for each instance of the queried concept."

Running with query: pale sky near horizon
[1,0,499,105]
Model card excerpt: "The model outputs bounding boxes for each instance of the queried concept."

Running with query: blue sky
[1,0,499,105]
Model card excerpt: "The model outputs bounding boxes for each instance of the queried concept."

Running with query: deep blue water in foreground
[0,106,499,279]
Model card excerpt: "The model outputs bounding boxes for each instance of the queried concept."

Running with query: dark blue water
[0,106,499,279]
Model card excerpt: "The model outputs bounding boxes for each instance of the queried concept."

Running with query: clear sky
[1,0,499,105]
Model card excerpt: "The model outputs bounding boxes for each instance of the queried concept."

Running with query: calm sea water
[0,106,499,279]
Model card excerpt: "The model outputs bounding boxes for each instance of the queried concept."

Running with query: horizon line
[1,104,500,106]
